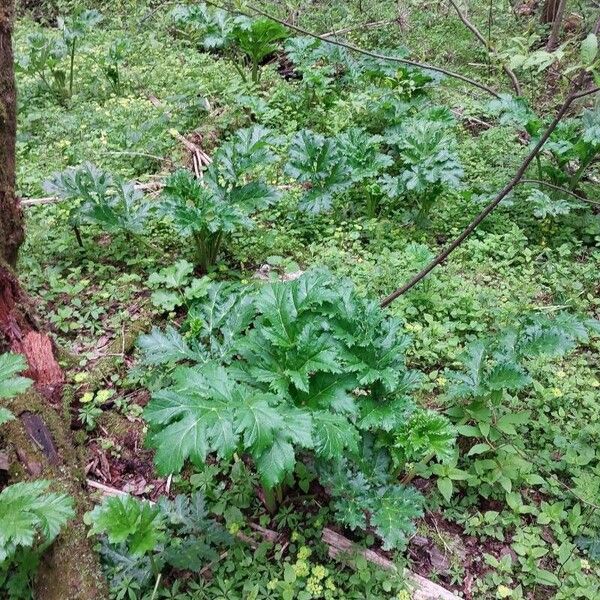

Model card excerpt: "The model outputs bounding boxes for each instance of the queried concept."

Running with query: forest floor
[9,0,600,598]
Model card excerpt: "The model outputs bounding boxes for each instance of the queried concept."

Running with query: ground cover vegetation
[1,0,600,598]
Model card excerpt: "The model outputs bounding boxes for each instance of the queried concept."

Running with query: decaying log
[322,528,460,600]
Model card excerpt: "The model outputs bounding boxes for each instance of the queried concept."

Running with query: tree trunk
[540,0,560,23]
[542,0,567,50]
[0,0,24,267]
[0,2,108,597]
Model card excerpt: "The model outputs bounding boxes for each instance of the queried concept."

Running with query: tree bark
[0,1,108,597]
[540,0,561,23]
[0,0,24,267]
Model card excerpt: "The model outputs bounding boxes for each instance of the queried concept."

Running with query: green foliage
[321,448,424,550]
[172,5,287,82]
[171,3,234,50]
[230,17,288,83]
[0,481,74,596]
[0,352,33,426]
[381,115,463,223]
[0,353,33,401]
[486,94,536,128]
[442,314,599,499]
[160,126,279,270]
[16,32,70,101]
[335,128,392,184]
[77,390,105,431]
[580,33,598,67]
[393,409,455,464]
[86,494,165,556]
[16,10,102,101]
[44,163,150,240]
[140,268,441,548]
[147,260,211,312]
[285,130,351,213]
[98,38,129,94]
[88,492,231,592]
[526,188,574,219]
[14,2,600,596]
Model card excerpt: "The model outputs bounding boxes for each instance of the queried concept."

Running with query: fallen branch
[205,0,502,98]
[20,180,164,207]
[447,0,521,95]
[322,528,460,600]
[380,84,600,308]
[451,108,493,130]
[169,129,212,179]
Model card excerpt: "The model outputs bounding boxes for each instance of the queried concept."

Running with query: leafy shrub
[0,481,74,596]
[159,125,280,270]
[284,130,351,213]
[138,268,454,548]
[86,492,230,591]
[171,4,287,83]
[44,163,150,244]
[381,115,463,223]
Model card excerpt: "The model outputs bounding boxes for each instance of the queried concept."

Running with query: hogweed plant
[0,482,75,595]
[85,492,230,593]
[16,33,70,102]
[284,129,352,214]
[171,4,287,83]
[138,268,455,549]
[58,10,103,98]
[0,352,33,425]
[159,125,280,271]
[17,10,102,101]
[381,114,463,224]
[44,163,150,246]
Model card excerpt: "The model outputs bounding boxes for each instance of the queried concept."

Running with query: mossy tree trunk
[0,2,108,597]
[0,0,24,268]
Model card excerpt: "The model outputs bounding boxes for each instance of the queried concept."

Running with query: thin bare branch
[205,1,502,98]
[447,0,521,95]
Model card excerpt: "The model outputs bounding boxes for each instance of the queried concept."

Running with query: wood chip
[20,412,60,464]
